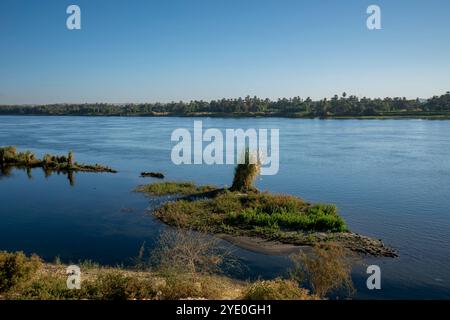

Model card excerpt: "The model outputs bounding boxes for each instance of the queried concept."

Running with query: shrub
[0,146,17,163]
[0,251,41,292]
[158,272,242,300]
[150,229,232,276]
[230,148,260,192]
[85,272,137,300]
[289,243,355,298]
[12,275,77,300]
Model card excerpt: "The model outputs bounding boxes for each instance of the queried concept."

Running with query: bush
[243,279,316,300]
[151,229,232,276]
[230,148,260,192]
[12,275,77,300]
[289,243,355,298]
[0,146,17,163]
[0,251,41,292]
[87,272,130,300]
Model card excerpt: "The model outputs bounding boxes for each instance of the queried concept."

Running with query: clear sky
[0,0,449,104]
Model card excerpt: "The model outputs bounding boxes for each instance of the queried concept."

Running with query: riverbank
[1,112,450,120]
[0,251,318,300]
[1,91,449,119]
[136,182,397,258]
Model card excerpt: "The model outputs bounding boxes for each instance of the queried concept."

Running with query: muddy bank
[219,232,397,258]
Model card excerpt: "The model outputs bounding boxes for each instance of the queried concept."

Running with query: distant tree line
[1,92,449,118]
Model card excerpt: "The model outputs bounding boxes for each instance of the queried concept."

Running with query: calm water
[0,116,449,299]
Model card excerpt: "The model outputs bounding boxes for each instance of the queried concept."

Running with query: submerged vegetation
[1,92,450,118]
[0,146,117,174]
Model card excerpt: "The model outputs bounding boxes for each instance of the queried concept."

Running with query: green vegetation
[135,155,397,257]
[146,188,347,234]
[141,185,398,257]
[1,92,450,118]
[0,146,117,173]
[137,151,346,234]
[135,181,217,196]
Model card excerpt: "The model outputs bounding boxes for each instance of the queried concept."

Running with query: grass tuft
[135,181,217,196]
[243,279,318,300]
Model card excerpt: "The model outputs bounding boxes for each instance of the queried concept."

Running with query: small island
[136,152,397,258]
[0,146,117,174]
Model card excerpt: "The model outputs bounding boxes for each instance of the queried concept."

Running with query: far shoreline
[1,113,450,120]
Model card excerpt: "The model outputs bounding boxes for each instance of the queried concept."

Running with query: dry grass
[243,279,319,300]
[230,148,260,192]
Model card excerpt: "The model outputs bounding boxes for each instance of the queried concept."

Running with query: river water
[0,116,449,299]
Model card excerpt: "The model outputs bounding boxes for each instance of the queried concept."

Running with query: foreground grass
[0,251,317,300]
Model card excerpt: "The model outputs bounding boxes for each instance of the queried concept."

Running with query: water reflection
[0,165,76,186]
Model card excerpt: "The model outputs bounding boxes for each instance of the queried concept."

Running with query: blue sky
[0,0,449,104]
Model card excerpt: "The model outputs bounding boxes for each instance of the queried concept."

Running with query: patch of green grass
[135,181,217,196]
[226,204,346,232]
[143,184,347,235]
